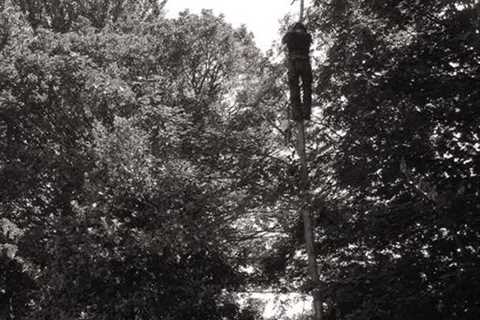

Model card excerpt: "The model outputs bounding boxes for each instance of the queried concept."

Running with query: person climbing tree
[282,22,313,121]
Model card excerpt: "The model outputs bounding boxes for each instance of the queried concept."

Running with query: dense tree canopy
[0,1,288,319]
[2,0,480,319]
[300,1,480,319]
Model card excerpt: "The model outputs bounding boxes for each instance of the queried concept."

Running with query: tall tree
[0,4,282,319]
[300,1,480,319]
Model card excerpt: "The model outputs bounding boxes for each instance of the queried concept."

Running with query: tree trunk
[296,121,322,320]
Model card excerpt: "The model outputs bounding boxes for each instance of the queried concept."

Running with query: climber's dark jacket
[282,25,313,121]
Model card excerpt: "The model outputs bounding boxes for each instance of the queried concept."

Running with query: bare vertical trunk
[295,1,322,318]
[296,121,322,320]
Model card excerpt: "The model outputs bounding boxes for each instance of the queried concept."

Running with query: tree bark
[296,121,322,320]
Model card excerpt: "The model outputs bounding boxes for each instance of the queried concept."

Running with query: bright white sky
[164,0,301,52]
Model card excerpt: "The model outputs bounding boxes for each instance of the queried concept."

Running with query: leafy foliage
[5,0,479,319]
[0,2,283,319]
[301,1,480,319]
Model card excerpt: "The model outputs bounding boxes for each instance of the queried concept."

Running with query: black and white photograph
[1,1,479,319]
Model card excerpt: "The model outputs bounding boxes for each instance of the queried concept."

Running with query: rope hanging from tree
[300,0,304,22]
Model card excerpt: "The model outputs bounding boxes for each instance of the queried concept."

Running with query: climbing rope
[300,0,305,22]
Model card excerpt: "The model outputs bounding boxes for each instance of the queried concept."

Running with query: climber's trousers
[287,58,312,121]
